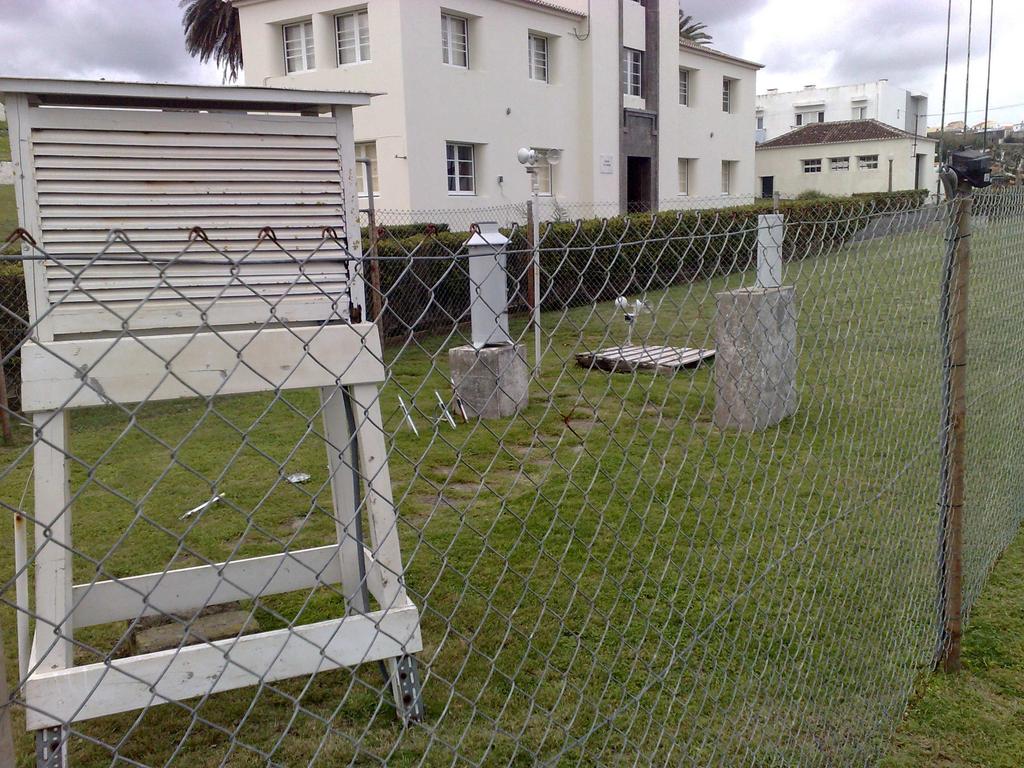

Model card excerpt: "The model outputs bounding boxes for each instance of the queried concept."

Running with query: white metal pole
[14,508,28,679]
[531,178,542,379]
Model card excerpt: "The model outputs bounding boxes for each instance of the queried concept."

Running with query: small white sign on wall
[600,154,614,175]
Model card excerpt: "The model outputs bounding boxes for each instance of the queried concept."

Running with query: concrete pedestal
[449,343,529,420]
[714,285,797,432]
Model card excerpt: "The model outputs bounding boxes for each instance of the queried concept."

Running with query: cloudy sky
[0,0,1018,129]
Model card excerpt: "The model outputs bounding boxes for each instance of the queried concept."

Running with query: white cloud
[684,0,1020,128]
[0,0,221,85]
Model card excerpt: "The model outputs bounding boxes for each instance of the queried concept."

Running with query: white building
[235,0,762,215]
[754,120,937,198]
[756,80,928,143]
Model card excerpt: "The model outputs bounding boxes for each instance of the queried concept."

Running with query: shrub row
[370,191,928,339]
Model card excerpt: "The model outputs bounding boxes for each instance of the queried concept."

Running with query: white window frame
[796,110,824,126]
[852,105,867,120]
[623,48,643,97]
[336,9,370,65]
[355,141,379,197]
[533,155,554,196]
[721,160,733,195]
[528,33,549,83]
[441,13,469,68]
[858,154,879,170]
[802,159,823,174]
[756,113,764,130]
[678,68,690,106]
[722,78,733,113]
[829,156,850,172]
[446,142,475,195]
[283,20,315,74]
[678,158,691,196]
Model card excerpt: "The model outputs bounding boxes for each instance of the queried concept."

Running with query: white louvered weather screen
[23,106,352,336]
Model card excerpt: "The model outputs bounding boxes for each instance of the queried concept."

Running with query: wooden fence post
[0,342,13,445]
[938,187,972,673]
[0,623,16,767]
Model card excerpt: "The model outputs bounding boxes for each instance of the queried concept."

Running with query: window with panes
[623,48,643,97]
[528,34,549,82]
[283,21,315,73]
[446,142,475,194]
[336,10,370,65]
[355,142,379,196]
[441,14,469,67]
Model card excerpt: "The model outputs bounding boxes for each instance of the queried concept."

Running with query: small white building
[754,120,937,198]
[756,80,927,143]
[235,0,762,214]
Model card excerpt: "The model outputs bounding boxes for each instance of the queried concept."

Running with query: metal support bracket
[36,727,64,768]
[393,654,425,722]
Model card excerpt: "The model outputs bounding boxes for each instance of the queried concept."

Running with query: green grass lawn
[882,527,1024,768]
[1,215,1022,766]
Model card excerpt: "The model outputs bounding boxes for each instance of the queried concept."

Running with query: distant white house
[754,120,937,198]
[756,80,928,143]
[235,0,762,215]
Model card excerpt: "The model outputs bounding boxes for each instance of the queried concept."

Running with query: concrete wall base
[714,285,797,431]
[449,344,529,420]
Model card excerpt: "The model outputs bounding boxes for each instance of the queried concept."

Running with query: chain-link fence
[0,188,1021,767]
[357,195,782,233]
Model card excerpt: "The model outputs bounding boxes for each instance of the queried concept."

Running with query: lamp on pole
[517,146,560,379]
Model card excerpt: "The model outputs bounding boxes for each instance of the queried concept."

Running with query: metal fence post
[526,198,542,379]
[937,185,972,673]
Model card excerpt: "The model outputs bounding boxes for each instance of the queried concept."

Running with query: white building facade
[236,0,762,214]
[756,80,928,143]
[754,120,937,198]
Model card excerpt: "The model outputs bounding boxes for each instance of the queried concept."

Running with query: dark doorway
[626,156,653,212]
[914,154,927,189]
[760,175,774,198]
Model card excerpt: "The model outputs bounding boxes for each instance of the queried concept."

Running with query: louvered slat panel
[31,116,351,334]
[34,143,337,160]
[34,157,336,171]
[36,168,340,182]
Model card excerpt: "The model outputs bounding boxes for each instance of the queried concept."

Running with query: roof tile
[756,119,929,149]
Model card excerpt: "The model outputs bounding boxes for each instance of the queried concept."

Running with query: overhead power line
[963,0,973,141]
[982,0,995,151]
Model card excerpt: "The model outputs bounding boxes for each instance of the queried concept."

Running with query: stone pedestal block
[448,343,529,420]
[714,285,797,432]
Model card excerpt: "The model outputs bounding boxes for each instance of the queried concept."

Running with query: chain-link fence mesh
[1,189,1022,767]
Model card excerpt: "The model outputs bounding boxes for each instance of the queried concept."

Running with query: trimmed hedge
[370,191,929,339]
[359,222,451,242]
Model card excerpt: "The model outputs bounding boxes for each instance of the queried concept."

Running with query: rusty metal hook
[1,228,37,250]
[256,226,279,244]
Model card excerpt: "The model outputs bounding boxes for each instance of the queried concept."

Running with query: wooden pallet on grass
[576,344,716,374]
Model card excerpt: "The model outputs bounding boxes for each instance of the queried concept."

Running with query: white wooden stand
[20,323,424,737]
